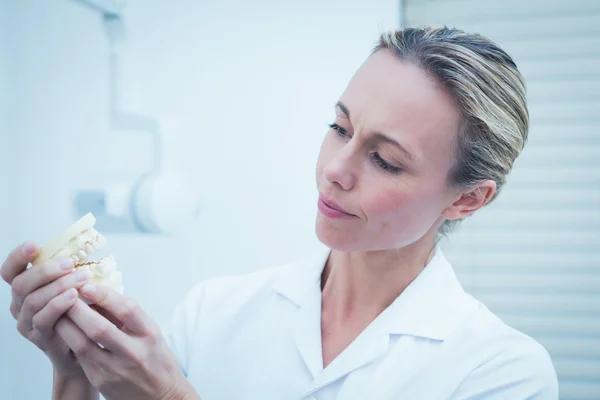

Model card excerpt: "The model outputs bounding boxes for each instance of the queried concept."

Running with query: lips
[318,194,356,217]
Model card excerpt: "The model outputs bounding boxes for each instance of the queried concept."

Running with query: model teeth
[84,243,95,255]
[54,247,74,260]
[32,212,123,297]
[75,234,88,249]
[96,234,107,248]
[51,228,108,264]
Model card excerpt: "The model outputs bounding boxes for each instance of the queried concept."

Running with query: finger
[31,288,79,338]
[67,298,135,354]
[16,267,91,332]
[80,283,157,334]
[11,257,75,312]
[55,316,107,362]
[9,301,19,319]
[90,304,124,329]
[1,241,39,284]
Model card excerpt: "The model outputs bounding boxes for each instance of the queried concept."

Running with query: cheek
[363,187,438,246]
[365,183,444,227]
[367,188,412,217]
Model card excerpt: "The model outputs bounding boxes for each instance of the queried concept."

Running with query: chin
[315,215,363,252]
[315,213,425,253]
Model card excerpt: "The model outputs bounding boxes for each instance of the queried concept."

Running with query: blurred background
[0,0,598,399]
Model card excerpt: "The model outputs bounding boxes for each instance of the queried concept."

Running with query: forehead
[340,50,462,163]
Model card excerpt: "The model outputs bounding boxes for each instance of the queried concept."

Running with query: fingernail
[74,269,92,282]
[60,258,74,270]
[80,283,96,296]
[64,288,77,300]
[22,241,35,255]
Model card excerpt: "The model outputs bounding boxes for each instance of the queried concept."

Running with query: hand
[1,241,93,379]
[55,283,199,400]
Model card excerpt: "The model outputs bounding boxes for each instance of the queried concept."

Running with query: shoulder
[163,250,321,333]
[449,300,559,399]
[172,255,303,320]
[162,255,307,375]
[176,247,329,319]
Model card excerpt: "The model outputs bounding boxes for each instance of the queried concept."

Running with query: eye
[371,153,402,174]
[329,123,350,138]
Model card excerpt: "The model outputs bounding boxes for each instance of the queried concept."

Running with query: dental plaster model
[32,212,123,296]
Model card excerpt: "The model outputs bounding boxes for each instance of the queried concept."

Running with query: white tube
[103,14,163,173]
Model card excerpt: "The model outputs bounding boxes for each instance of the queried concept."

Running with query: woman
[2,27,558,399]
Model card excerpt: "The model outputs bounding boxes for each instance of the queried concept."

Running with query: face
[315,50,471,252]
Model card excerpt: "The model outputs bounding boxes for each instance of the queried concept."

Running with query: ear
[442,180,497,221]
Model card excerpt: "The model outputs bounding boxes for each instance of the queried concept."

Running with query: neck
[321,237,437,324]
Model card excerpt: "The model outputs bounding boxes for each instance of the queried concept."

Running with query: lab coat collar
[272,246,474,394]
[381,246,473,340]
[272,247,330,308]
[271,248,331,379]
[272,245,472,341]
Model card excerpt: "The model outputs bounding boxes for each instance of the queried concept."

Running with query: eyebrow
[335,101,416,163]
[336,101,351,119]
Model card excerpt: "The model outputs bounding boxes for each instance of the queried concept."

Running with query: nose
[323,146,357,191]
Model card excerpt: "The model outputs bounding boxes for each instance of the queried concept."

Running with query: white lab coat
[163,248,559,400]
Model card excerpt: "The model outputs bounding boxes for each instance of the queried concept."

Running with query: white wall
[0,1,9,246]
[0,0,15,395]
[2,0,398,398]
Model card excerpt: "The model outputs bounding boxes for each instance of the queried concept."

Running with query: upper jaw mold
[32,212,123,295]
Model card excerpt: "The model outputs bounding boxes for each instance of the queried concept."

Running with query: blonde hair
[372,27,529,235]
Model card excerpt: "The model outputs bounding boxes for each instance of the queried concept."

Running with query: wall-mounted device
[71,0,200,234]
